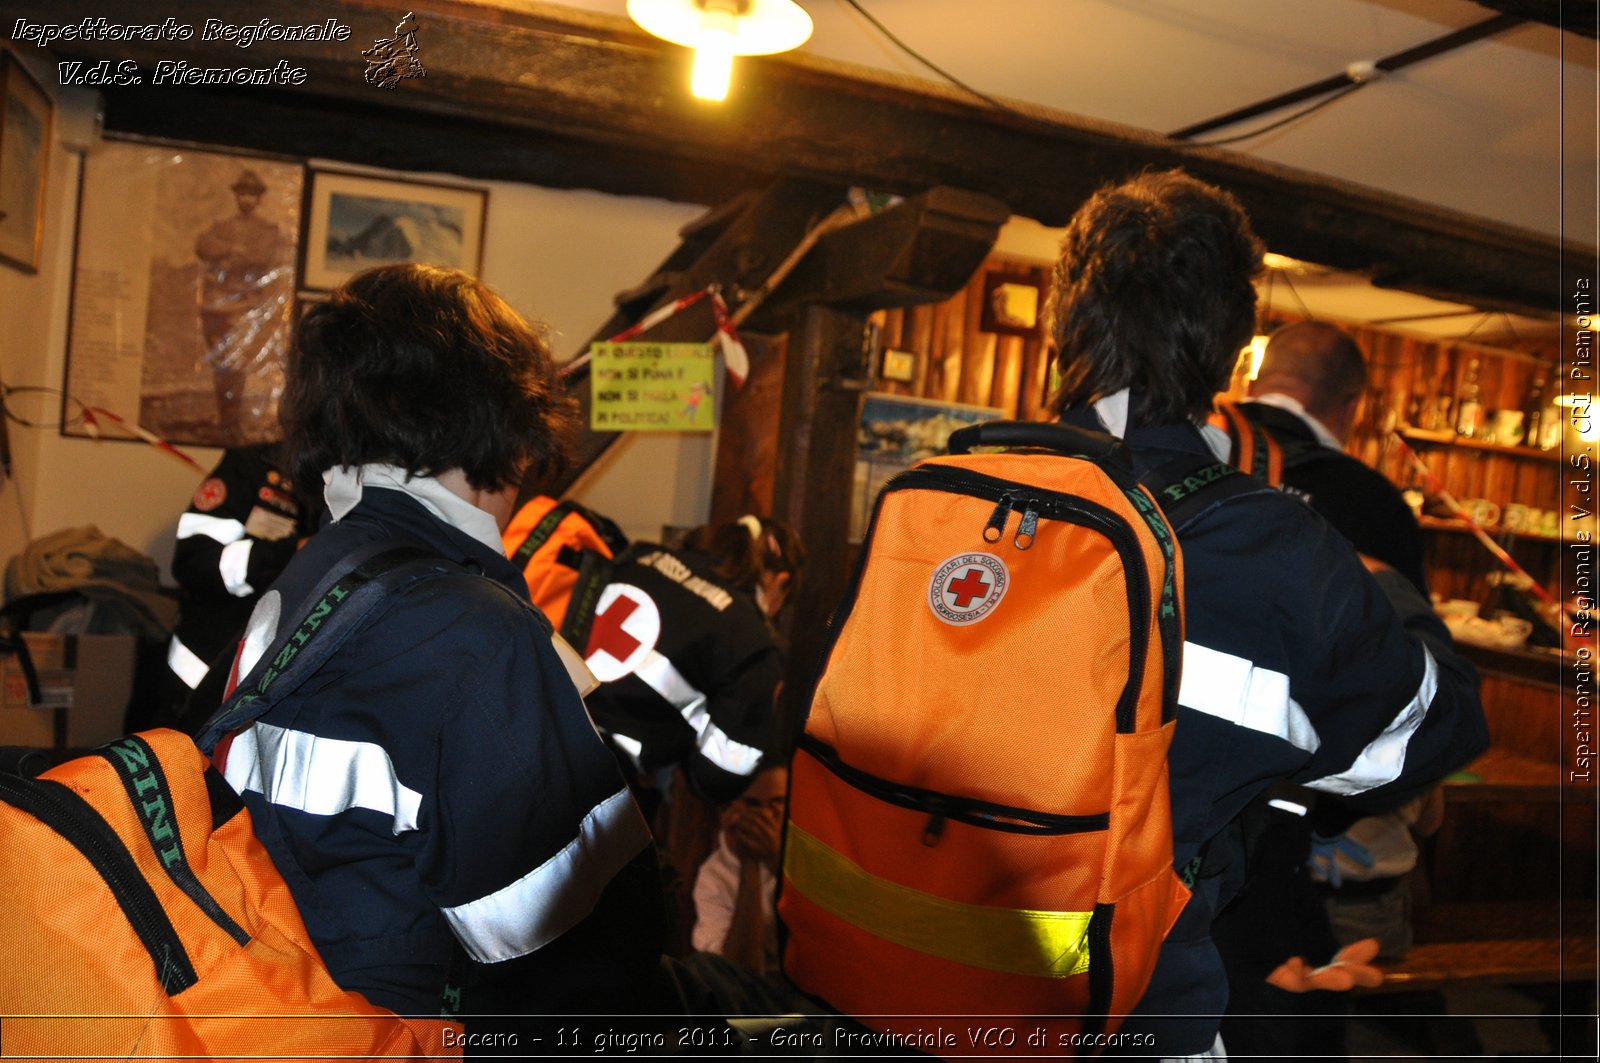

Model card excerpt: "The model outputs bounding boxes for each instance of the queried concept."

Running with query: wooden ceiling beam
[18,0,1587,313]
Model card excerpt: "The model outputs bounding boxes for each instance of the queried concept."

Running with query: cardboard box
[0,633,137,750]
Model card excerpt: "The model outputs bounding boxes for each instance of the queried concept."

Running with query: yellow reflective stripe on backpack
[784,822,1093,979]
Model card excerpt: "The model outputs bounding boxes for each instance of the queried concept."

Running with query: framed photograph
[64,139,302,447]
[880,348,916,383]
[0,49,53,272]
[980,269,1045,338]
[301,170,487,291]
[851,393,1003,541]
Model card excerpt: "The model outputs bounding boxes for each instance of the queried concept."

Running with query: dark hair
[683,515,806,597]
[1046,169,1263,425]
[281,264,576,491]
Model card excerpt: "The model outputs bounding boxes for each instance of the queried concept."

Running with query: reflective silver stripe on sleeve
[177,512,247,544]
[220,721,422,834]
[167,636,210,690]
[633,649,762,777]
[235,590,281,681]
[1178,641,1320,755]
[442,787,652,964]
[1307,646,1439,797]
[219,538,256,597]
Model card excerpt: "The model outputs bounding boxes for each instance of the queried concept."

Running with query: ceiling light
[628,0,813,102]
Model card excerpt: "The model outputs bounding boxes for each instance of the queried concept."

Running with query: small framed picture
[301,169,487,291]
[0,49,53,273]
[980,270,1045,338]
[880,348,916,383]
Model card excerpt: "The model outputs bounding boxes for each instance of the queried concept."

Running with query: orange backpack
[0,730,460,1060]
[502,495,630,642]
[778,420,1247,1054]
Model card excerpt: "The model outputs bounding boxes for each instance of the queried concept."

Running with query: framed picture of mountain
[300,170,487,291]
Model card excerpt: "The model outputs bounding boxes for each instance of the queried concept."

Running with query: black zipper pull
[922,811,947,847]
[983,493,1014,543]
[1015,500,1040,550]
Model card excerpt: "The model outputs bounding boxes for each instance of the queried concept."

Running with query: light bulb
[691,28,735,100]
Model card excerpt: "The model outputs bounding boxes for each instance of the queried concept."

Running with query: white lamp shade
[627,0,813,56]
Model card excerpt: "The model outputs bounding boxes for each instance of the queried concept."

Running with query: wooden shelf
[1458,641,1570,685]
[1398,426,1562,463]
[1416,515,1567,543]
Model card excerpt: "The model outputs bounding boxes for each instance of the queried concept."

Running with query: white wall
[0,63,712,583]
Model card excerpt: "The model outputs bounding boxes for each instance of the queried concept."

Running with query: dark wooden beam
[98,88,766,208]
[16,0,1587,313]
[1472,1,1598,38]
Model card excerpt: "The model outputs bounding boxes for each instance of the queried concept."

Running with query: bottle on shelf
[1453,356,1484,439]
[1521,367,1548,448]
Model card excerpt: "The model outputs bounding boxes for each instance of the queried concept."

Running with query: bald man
[1239,321,1427,592]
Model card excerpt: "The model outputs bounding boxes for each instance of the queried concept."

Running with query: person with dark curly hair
[207,263,667,1032]
[1046,170,1485,1059]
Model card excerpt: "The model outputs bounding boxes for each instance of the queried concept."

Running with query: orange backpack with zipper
[502,495,630,643]
[778,420,1249,1054]
[0,729,460,1060]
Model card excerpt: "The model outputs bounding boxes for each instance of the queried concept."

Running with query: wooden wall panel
[866,253,1049,418]
[863,261,1564,603]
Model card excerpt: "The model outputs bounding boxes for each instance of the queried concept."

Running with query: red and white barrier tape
[561,286,749,387]
[81,406,209,475]
[1391,431,1554,605]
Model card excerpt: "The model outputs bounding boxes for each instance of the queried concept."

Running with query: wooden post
[768,304,872,748]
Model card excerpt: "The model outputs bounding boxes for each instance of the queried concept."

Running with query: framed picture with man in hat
[63,140,302,448]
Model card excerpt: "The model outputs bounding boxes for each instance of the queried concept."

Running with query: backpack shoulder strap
[558,543,637,649]
[1213,400,1284,485]
[1139,450,1273,533]
[193,540,462,754]
[508,500,579,568]
[508,500,630,569]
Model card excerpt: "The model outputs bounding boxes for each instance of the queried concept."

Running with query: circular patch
[928,552,1009,626]
[582,583,662,682]
[192,477,227,512]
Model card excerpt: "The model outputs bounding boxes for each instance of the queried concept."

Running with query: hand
[724,803,783,868]
[1265,938,1384,993]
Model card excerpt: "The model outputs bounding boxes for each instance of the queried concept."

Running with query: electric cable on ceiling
[836,0,1026,117]
[1171,12,1523,146]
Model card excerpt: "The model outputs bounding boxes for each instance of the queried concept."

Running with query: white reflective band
[1267,797,1309,817]
[442,787,651,964]
[219,538,256,597]
[609,731,645,770]
[1179,642,1320,755]
[167,636,210,690]
[1309,647,1439,797]
[221,722,422,834]
[236,591,282,682]
[633,649,762,777]
[177,512,247,545]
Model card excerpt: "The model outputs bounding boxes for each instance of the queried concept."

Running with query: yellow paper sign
[590,342,716,432]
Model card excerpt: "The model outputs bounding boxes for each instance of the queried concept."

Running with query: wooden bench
[1362,902,1595,994]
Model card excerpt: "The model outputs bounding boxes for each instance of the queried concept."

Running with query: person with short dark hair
[211,263,667,1028]
[1046,170,1486,1059]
